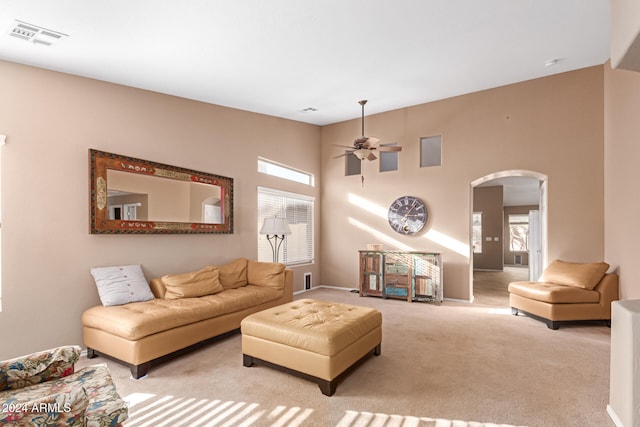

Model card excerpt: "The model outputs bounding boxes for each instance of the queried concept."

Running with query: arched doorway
[469,170,548,303]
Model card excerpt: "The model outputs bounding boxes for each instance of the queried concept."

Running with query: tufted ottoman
[241,298,382,396]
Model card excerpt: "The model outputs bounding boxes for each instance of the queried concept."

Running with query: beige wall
[0,60,321,359]
[473,186,503,270]
[320,66,605,300]
[611,0,640,71]
[604,62,640,300]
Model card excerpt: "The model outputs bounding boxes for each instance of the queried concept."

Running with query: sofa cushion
[218,258,248,289]
[539,260,609,290]
[161,266,224,299]
[81,285,283,340]
[90,264,155,306]
[508,281,600,304]
[247,260,285,289]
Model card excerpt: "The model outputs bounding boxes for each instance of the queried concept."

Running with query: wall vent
[514,255,522,265]
[304,273,312,290]
[9,20,68,46]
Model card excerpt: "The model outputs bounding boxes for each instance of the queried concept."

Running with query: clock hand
[402,201,418,220]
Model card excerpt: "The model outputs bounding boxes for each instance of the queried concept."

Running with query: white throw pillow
[90,264,154,306]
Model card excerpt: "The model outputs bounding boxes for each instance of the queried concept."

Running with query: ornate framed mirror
[89,149,233,234]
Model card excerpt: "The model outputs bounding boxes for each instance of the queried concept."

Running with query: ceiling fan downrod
[359,100,367,137]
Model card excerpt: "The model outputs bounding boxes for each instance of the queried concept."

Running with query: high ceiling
[0,1,610,126]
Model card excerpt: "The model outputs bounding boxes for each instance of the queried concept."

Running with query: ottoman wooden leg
[319,379,337,396]
[374,343,381,356]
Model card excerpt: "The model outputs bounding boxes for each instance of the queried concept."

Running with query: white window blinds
[257,187,314,266]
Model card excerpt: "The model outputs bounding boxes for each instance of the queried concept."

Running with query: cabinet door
[412,253,442,303]
[360,252,383,296]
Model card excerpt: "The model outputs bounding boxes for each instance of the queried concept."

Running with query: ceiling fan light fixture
[354,149,368,160]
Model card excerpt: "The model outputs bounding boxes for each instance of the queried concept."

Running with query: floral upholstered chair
[0,345,128,426]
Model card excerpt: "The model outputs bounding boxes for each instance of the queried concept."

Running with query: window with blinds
[257,187,314,266]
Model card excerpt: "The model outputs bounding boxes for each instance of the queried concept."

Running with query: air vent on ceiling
[9,20,68,46]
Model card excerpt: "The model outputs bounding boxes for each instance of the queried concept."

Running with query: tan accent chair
[508,260,619,329]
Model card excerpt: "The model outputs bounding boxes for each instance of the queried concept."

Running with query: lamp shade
[260,217,292,235]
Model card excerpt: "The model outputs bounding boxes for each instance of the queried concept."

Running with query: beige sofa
[509,260,619,329]
[82,258,293,378]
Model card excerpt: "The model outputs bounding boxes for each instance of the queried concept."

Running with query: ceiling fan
[334,100,402,161]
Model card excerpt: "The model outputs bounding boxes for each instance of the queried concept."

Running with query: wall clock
[387,196,428,235]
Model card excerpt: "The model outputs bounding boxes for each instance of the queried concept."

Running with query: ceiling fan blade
[334,144,358,149]
[376,145,403,152]
[366,152,377,161]
[333,153,351,159]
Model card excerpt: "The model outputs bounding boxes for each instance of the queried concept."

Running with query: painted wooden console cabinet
[358,251,443,304]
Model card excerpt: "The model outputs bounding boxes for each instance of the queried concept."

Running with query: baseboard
[444,297,472,303]
[299,286,469,304]
[607,404,625,427]
[294,285,357,295]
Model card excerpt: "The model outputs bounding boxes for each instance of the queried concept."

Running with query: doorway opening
[469,170,548,305]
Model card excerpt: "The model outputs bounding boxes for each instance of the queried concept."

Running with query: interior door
[529,179,547,280]
[528,210,541,280]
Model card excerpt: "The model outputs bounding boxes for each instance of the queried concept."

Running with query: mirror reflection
[106,170,222,223]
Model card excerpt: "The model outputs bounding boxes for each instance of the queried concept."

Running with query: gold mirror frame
[89,149,233,234]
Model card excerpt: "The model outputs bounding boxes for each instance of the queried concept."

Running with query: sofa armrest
[149,277,166,299]
[594,273,619,311]
[283,269,294,302]
[0,346,80,392]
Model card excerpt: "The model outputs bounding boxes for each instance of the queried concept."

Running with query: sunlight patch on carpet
[122,393,313,426]
[487,308,513,315]
[336,410,528,427]
[121,393,527,426]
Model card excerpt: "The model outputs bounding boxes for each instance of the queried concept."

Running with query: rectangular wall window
[509,214,529,252]
[345,152,361,176]
[472,212,482,253]
[379,143,399,172]
[258,157,314,186]
[257,187,314,266]
[420,135,442,167]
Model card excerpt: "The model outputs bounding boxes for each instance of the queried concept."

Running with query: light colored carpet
[78,282,613,427]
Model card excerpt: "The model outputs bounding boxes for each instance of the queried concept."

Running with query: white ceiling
[0,0,611,126]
